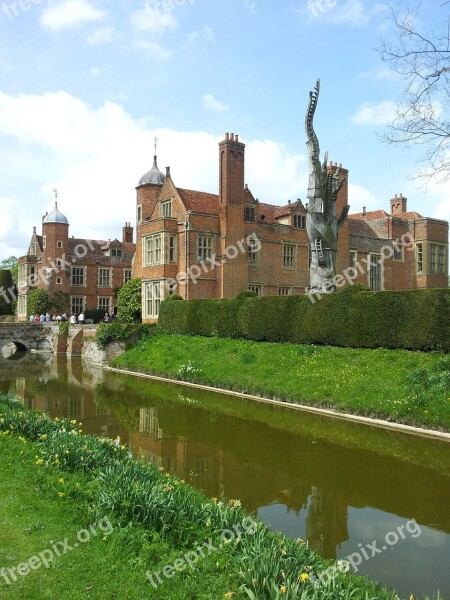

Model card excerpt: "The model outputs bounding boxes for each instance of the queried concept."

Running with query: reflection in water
[0,354,449,598]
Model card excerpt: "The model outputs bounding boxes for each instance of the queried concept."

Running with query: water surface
[1,353,449,599]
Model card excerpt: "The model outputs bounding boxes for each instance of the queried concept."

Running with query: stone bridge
[0,323,87,356]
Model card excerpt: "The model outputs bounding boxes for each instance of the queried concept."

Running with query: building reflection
[131,405,349,559]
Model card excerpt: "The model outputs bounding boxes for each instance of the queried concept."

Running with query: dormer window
[293,214,306,229]
[244,205,256,222]
[111,248,122,258]
[160,200,172,218]
[29,243,37,256]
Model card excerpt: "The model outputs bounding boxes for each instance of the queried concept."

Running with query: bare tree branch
[378,2,450,184]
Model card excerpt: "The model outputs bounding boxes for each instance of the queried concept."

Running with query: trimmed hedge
[159,286,450,351]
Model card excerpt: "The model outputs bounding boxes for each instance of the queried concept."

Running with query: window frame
[368,253,383,291]
[71,266,86,287]
[197,235,214,263]
[249,284,263,297]
[282,243,296,269]
[98,267,112,288]
[160,200,172,218]
[70,296,85,315]
[244,205,256,223]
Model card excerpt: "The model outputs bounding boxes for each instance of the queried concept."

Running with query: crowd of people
[29,312,114,324]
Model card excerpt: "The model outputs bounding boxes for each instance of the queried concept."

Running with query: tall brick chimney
[219,132,245,204]
[122,222,133,243]
[391,193,407,215]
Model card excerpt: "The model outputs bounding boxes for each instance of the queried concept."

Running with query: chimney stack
[122,222,133,243]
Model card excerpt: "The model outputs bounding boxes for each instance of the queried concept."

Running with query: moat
[1,352,449,599]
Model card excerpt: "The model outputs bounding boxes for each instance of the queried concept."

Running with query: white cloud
[348,184,383,214]
[90,67,101,77]
[351,100,397,125]
[0,91,307,257]
[304,0,374,27]
[360,68,400,80]
[134,40,171,60]
[131,5,178,35]
[202,94,229,112]
[88,26,117,45]
[41,0,106,31]
[188,25,215,44]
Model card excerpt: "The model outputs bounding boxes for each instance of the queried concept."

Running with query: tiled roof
[395,211,423,220]
[177,188,220,215]
[257,203,279,224]
[349,210,390,220]
[67,238,135,260]
[348,219,379,237]
[274,205,290,218]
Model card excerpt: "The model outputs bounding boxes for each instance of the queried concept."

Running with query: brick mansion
[17,132,449,321]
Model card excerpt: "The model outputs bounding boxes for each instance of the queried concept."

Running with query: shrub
[116,279,142,323]
[84,309,105,324]
[236,290,257,299]
[0,270,14,315]
[167,293,183,301]
[26,289,49,318]
[159,288,450,352]
[95,321,156,349]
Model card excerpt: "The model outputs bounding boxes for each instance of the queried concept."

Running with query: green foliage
[27,288,49,318]
[167,293,183,300]
[59,321,70,337]
[236,290,258,299]
[0,269,14,315]
[160,288,450,352]
[0,256,18,285]
[95,321,156,349]
[84,308,105,324]
[116,278,142,323]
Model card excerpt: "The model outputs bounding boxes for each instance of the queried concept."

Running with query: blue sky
[0,0,447,258]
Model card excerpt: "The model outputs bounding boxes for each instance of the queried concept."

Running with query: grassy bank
[112,332,450,431]
[0,394,429,600]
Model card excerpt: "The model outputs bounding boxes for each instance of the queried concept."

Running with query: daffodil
[280,586,287,594]
[300,573,309,582]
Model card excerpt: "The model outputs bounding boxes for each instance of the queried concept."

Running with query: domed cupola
[138,155,166,186]
[43,202,69,225]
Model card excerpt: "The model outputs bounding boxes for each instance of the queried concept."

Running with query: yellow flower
[39,433,47,440]
[35,458,44,465]
[280,586,287,594]
[224,594,234,598]
[58,478,64,484]
[58,492,64,498]
[18,436,26,443]
[300,573,309,583]
[281,548,287,556]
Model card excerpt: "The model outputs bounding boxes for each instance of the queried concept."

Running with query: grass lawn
[0,434,240,600]
[112,332,450,431]
[1,395,427,600]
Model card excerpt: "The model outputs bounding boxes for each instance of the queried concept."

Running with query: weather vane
[154,136,158,155]
[52,188,58,200]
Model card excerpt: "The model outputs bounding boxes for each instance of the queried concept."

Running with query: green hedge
[159,287,450,351]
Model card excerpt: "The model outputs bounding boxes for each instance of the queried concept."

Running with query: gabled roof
[177,188,220,215]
